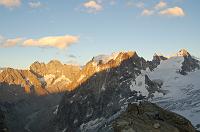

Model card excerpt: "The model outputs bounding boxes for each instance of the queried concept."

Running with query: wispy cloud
[0,35,23,47]
[141,9,154,16]
[0,35,79,49]
[2,38,23,47]
[126,1,144,9]
[159,7,185,17]
[29,1,42,8]
[155,1,167,10]
[0,0,21,8]
[83,1,102,13]
[68,54,77,59]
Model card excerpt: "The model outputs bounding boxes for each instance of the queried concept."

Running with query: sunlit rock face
[0,60,81,95]
[30,60,81,93]
[0,68,47,96]
[30,60,80,80]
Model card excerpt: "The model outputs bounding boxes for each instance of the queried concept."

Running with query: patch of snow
[93,52,119,64]
[119,98,126,103]
[44,74,55,85]
[38,77,45,83]
[153,91,164,98]
[61,128,67,132]
[44,74,55,80]
[53,105,59,115]
[130,74,149,97]
[83,96,88,100]
[53,75,71,84]
[74,119,78,124]
[86,108,93,118]
[101,82,106,91]
[80,118,105,131]
[119,76,123,79]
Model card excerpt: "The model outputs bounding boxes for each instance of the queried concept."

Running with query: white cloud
[0,0,21,8]
[141,9,154,16]
[29,1,42,8]
[3,38,23,47]
[0,36,21,47]
[0,36,23,47]
[159,6,185,16]
[125,0,185,17]
[23,35,79,49]
[0,35,79,49]
[136,2,144,8]
[83,1,102,13]
[155,1,167,9]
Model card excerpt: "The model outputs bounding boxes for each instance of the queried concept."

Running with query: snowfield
[130,74,149,97]
[144,56,200,129]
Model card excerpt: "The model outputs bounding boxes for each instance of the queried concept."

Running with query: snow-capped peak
[176,49,190,57]
[92,51,137,64]
[167,49,191,59]
[92,52,120,64]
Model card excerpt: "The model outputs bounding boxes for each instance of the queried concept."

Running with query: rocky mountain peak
[67,51,139,91]
[178,49,200,75]
[153,53,168,62]
[177,49,191,57]
[114,51,137,63]
[91,51,137,65]
[47,60,63,67]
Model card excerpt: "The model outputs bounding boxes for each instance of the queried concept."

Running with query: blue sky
[0,0,200,68]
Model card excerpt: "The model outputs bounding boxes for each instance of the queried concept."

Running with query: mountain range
[0,49,200,132]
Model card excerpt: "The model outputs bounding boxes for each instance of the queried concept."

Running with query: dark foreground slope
[113,102,196,132]
[0,108,8,132]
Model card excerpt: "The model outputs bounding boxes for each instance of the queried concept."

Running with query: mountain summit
[177,49,191,57]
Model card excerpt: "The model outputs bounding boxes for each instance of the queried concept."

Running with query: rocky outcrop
[177,49,200,75]
[146,53,168,71]
[112,102,196,132]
